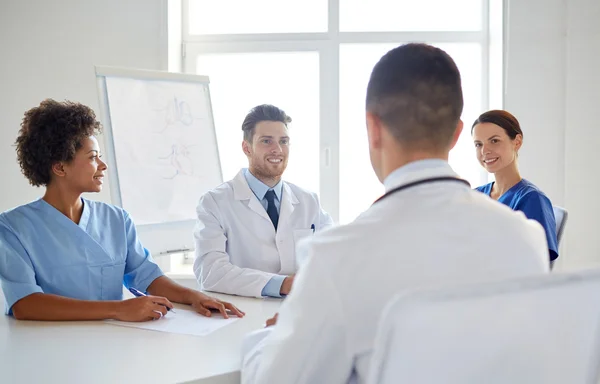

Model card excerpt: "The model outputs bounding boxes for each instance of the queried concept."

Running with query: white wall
[506,0,600,270]
[0,0,167,211]
[564,0,600,268]
[504,0,566,206]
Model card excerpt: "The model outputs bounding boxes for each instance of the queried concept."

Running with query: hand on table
[265,313,278,327]
[189,292,245,319]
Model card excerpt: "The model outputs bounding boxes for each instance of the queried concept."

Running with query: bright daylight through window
[182,0,502,224]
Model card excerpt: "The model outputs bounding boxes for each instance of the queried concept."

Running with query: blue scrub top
[476,179,558,261]
[0,198,164,315]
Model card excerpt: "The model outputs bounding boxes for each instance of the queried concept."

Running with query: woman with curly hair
[0,99,244,321]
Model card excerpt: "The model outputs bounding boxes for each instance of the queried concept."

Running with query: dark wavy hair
[15,99,102,187]
[241,104,292,142]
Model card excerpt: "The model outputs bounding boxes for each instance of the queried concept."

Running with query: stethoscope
[373,177,471,205]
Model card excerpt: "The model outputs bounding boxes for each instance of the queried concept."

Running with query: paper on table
[105,307,240,336]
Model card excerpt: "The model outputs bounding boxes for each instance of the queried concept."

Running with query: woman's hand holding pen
[114,295,174,322]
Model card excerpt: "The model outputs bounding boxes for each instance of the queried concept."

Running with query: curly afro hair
[15,99,102,187]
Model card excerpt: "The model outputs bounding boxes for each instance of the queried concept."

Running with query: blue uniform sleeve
[0,222,43,315]
[122,211,164,292]
[261,275,286,298]
[516,192,559,261]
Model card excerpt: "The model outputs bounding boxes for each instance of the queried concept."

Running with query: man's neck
[379,148,449,182]
[42,184,84,223]
[248,168,281,188]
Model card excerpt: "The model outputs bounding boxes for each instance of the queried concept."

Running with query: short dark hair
[15,99,102,187]
[241,104,292,142]
[366,43,463,150]
[471,110,523,139]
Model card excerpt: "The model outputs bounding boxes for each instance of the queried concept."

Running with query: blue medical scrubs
[476,179,558,261]
[0,198,164,315]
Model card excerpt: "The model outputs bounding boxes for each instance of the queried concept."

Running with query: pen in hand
[128,287,176,313]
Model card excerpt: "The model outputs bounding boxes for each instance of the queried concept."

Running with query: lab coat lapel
[278,182,298,228]
[232,170,273,225]
[277,183,299,273]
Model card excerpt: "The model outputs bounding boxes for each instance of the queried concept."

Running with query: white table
[0,291,281,384]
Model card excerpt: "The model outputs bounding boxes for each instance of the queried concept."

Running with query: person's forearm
[147,275,196,305]
[280,275,294,295]
[11,293,119,321]
[196,254,275,297]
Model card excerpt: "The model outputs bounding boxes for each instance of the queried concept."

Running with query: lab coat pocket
[101,262,126,300]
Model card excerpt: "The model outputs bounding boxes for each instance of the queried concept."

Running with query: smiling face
[57,136,107,193]
[242,120,290,184]
[472,122,522,174]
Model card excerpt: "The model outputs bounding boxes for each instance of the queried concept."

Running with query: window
[339,0,483,32]
[187,0,327,35]
[339,43,483,222]
[195,51,320,192]
[183,0,501,224]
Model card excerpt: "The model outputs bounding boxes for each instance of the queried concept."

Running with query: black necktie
[264,190,279,230]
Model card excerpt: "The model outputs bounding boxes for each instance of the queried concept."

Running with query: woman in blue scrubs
[0,99,244,321]
[472,110,558,263]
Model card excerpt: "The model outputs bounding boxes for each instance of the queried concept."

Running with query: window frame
[182,0,498,223]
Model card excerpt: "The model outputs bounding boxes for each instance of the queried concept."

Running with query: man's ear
[242,140,252,156]
[448,119,464,150]
[51,162,66,177]
[366,111,382,150]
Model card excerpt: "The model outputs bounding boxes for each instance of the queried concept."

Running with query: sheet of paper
[105,307,240,336]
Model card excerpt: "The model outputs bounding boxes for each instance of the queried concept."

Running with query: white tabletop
[0,291,281,384]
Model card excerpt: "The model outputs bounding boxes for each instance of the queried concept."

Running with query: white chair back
[368,270,600,384]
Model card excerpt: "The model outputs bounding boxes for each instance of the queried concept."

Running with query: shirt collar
[383,159,457,192]
[243,168,283,201]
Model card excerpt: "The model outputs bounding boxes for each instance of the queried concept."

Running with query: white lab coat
[241,161,549,384]
[194,170,334,298]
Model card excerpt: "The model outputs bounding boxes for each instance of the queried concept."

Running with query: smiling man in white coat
[240,44,550,383]
[194,104,333,298]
